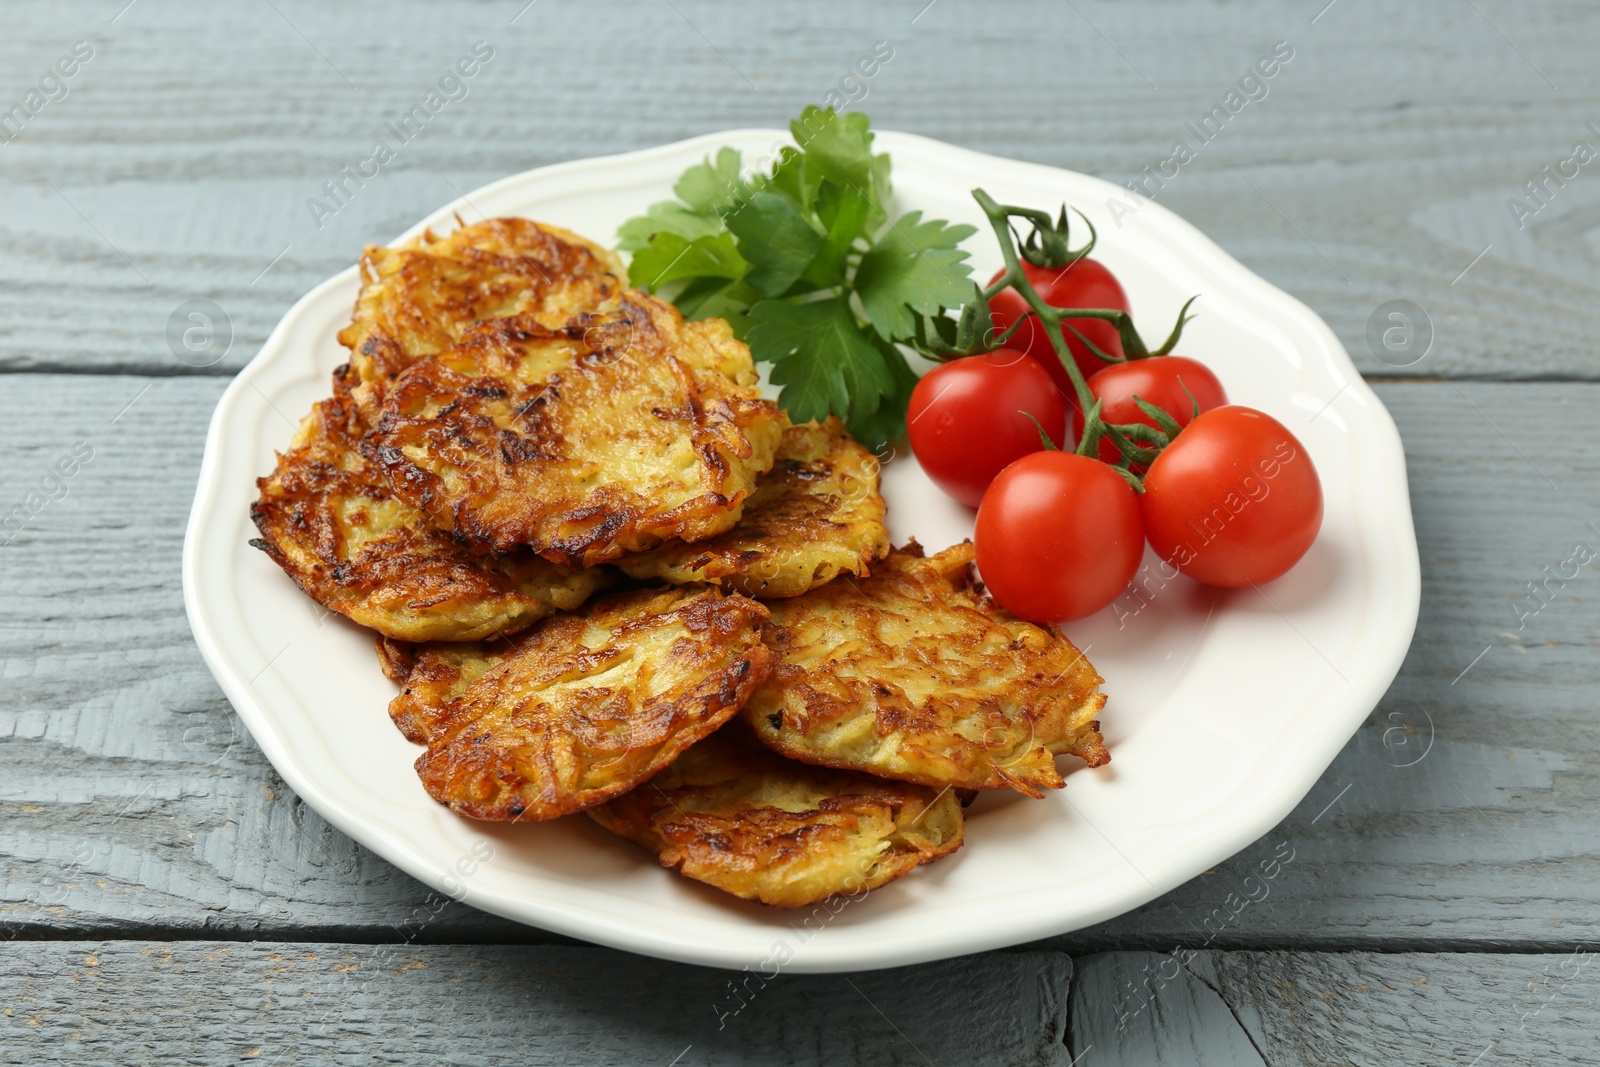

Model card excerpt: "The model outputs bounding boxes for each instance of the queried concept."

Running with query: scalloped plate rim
[183,128,1420,972]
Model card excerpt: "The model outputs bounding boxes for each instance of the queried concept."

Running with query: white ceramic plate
[184,130,1420,973]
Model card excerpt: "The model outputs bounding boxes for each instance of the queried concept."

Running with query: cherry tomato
[975,451,1144,623]
[908,350,1067,508]
[1140,406,1322,588]
[988,258,1129,400]
[1071,356,1228,464]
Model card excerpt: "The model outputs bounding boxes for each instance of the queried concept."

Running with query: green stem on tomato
[1151,295,1200,356]
[1132,395,1185,439]
[971,187,1200,484]
[1074,399,1105,459]
[1099,422,1162,468]
[1019,411,1060,452]
[1062,322,1125,368]
[973,189,1097,418]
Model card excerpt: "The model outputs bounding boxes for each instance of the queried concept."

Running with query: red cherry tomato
[1072,356,1228,463]
[907,350,1067,508]
[974,451,1144,623]
[988,258,1129,400]
[1140,406,1322,588]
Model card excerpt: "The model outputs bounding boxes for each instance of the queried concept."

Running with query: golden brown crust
[365,293,783,566]
[338,217,626,411]
[616,417,890,598]
[376,636,510,746]
[249,368,609,642]
[589,724,964,908]
[391,586,776,821]
[742,543,1109,797]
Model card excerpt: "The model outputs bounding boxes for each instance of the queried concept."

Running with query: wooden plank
[11,942,1597,1065]
[1069,950,1600,1065]
[3,0,1591,1052]
[1069,952,1267,1066]
[0,375,468,937]
[0,942,1072,1066]
[1,0,1596,377]
[0,374,1595,950]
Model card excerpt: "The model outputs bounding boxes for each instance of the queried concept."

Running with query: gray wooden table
[3,1,1597,1063]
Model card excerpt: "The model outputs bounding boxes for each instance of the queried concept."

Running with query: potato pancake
[743,542,1110,797]
[338,217,625,404]
[250,369,607,643]
[376,636,499,746]
[366,293,783,566]
[616,417,889,598]
[391,586,775,821]
[590,724,964,908]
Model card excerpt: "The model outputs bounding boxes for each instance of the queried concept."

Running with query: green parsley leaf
[801,180,872,289]
[764,145,817,214]
[725,191,825,298]
[854,210,978,342]
[616,105,975,443]
[615,200,726,253]
[843,338,920,451]
[869,151,893,217]
[673,146,748,214]
[746,297,895,427]
[790,106,879,206]
[617,148,749,253]
[626,231,746,289]
[676,277,762,340]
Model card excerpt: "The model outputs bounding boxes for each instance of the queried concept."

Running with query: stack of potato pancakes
[251,218,1110,908]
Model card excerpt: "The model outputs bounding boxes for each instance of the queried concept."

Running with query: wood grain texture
[1070,951,1268,1066]
[0,942,1072,1066]
[2,0,1598,377]
[1,374,1596,951]
[9,943,1597,1065]
[1070,950,1600,1066]
[5,0,1598,1057]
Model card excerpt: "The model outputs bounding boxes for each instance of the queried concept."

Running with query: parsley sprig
[617,106,976,450]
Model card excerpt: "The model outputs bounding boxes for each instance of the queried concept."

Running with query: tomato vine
[952,188,1202,490]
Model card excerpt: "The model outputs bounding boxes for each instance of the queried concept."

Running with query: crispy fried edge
[377,635,515,747]
[588,725,965,908]
[615,416,890,598]
[248,368,608,643]
[410,587,777,821]
[743,541,1109,796]
[337,217,627,403]
[364,294,782,565]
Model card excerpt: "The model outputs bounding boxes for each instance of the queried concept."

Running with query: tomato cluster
[908,248,1322,624]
